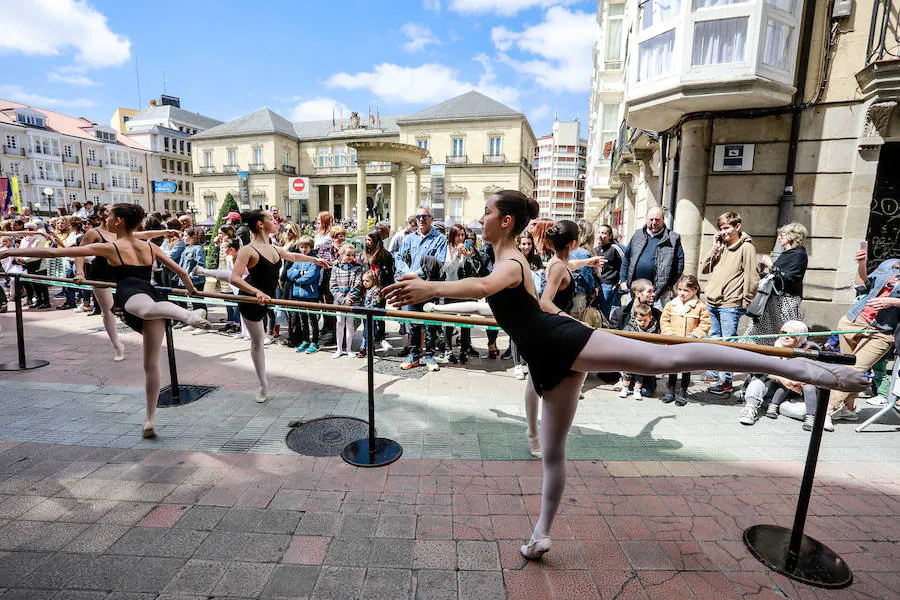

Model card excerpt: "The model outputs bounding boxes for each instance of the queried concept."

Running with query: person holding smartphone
[442,225,483,363]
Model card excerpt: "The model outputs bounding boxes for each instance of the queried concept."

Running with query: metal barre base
[744,525,852,589]
[341,437,403,468]
[157,385,216,407]
[0,359,49,372]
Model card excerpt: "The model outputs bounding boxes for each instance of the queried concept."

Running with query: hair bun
[527,197,540,220]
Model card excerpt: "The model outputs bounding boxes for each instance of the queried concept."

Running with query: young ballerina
[386,189,868,561]
[225,209,329,402]
[0,204,211,438]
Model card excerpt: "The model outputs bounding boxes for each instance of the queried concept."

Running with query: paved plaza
[0,306,898,599]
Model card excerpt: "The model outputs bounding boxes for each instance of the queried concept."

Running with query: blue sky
[0,0,598,137]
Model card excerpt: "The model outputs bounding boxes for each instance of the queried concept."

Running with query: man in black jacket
[619,206,684,306]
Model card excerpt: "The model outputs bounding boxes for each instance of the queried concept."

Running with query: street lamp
[187,200,197,225]
[42,187,54,215]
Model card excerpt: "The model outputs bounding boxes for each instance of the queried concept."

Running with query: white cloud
[402,23,439,53]
[48,65,97,87]
[290,97,349,121]
[424,0,442,12]
[327,59,519,107]
[0,84,96,109]
[449,0,578,17]
[492,7,597,92]
[529,104,552,120]
[0,0,130,69]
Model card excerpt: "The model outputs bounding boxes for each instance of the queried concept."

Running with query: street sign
[289,176,309,200]
[153,180,177,193]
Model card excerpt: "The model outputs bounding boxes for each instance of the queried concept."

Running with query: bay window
[642,0,681,30]
[691,17,748,66]
[605,3,625,69]
[762,19,794,70]
[638,30,676,81]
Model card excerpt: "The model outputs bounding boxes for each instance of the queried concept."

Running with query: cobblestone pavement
[0,305,897,598]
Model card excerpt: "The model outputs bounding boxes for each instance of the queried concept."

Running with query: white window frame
[9,161,22,177]
[88,148,97,162]
[489,136,502,156]
[283,150,291,167]
[683,2,756,80]
[451,137,464,157]
[756,0,802,82]
[317,147,330,168]
[252,147,263,166]
[416,138,429,150]
[605,2,626,70]
[227,148,237,166]
[204,151,213,168]
[5,135,17,149]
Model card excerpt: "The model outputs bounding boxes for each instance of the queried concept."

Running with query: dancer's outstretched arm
[134,229,181,241]
[571,329,867,393]
[277,246,331,269]
[385,258,524,306]
[149,244,198,296]
[423,301,494,317]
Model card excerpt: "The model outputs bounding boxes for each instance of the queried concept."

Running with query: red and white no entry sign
[289,177,309,200]
[292,178,305,192]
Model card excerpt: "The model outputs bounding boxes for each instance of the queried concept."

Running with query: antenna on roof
[134,52,142,107]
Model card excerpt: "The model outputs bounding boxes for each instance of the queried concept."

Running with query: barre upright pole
[0,275,49,371]
[743,389,853,589]
[156,290,212,407]
[341,309,402,467]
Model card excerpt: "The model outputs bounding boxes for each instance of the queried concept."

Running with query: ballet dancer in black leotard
[385,190,868,561]
[0,204,211,439]
[226,210,329,402]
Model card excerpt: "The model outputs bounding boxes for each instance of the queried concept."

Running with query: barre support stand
[342,310,402,467]
[157,292,209,407]
[0,275,49,371]
[743,389,853,589]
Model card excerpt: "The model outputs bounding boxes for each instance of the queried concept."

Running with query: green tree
[205,192,239,268]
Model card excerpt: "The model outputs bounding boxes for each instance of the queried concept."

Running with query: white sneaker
[232,332,246,339]
[191,327,208,335]
[823,413,835,432]
[73,304,87,313]
[613,379,624,391]
[435,352,449,365]
[514,365,526,380]
[181,326,195,333]
[332,350,344,359]
[867,395,889,407]
[264,336,274,345]
[617,388,629,398]
[380,339,392,352]
[830,405,859,422]
[739,403,759,426]
[631,389,643,401]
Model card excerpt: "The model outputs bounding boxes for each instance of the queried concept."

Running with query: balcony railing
[223,164,240,173]
[30,148,60,158]
[129,164,143,173]
[446,155,468,165]
[20,175,29,183]
[86,158,103,168]
[3,145,25,157]
[199,165,216,173]
[483,154,506,164]
[868,0,900,64]
[132,186,145,194]
[281,164,296,175]
[88,182,104,190]
[249,163,266,171]
[32,173,63,184]
[313,164,391,175]
[64,180,81,188]
[62,155,79,164]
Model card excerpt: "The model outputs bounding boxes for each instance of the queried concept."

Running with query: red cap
[226,212,241,221]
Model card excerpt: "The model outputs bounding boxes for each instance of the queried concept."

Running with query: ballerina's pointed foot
[527,433,541,458]
[141,422,156,439]
[256,386,269,403]
[794,358,869,392]
[113,343,126,362]
[520,536,551,559]
[186,310,212,330]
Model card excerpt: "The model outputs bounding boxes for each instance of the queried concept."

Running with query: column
[344,183,352,222]
[328,184,335,215]
[355,164,366,225]
[309,185,321,217]
[391,165,402,234]
[407,167,419,217]
[673,119,711,278]
[413,167,422,208]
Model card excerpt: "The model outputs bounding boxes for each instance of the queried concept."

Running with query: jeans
[707,305,745,382]
[596,283,621,319]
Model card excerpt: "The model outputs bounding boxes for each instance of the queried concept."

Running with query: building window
[638,29,676,81]
[451,138,464,156]
[489,136,502,156]
[179,140,185,154]
[317,147,329,167]
[164,137,170,151]
[691,17,748,66]
[601,103,619,163]
[66,169,76,182]
[252,147,263,166]
[641,0,680,30]
[762,19,793,70]
[62,144,73,159]
[131,177,140,189]
[334,147,346,167]
[450,197,463,222]
[227,149,236,167]
[177,162,182,174]
[283,150,291,167]
[766,0,793,10]
[92,195,100,204]
[16,113,44,127]
[206,200,215,216]
[605,3,625,69]
[88,148,97,161]
[417,138,429,150]
[204,151,213,168]
[186,141,191,154]
[4,135,16,149]
[68,193,77,204]
[90,172,99,185]
[185,181,190,193]
[9,162,21,177]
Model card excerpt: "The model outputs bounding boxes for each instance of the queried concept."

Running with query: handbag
[746,273,775,319]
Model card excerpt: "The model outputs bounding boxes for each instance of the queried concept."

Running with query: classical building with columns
[600,0,898,327]
[189,91,535,231]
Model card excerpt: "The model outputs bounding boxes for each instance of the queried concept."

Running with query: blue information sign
[153,180,177,193]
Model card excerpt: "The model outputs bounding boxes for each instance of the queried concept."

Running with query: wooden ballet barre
[17,273,855,365]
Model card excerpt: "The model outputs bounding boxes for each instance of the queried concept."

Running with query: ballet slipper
[527,433,541,458]
[186,309,212,330]
[423,302,436,312]
[792,358,869,393]
[113,342,126,362]
[256,385,268,403]
[520,536,551,559]
[141,423,156,439]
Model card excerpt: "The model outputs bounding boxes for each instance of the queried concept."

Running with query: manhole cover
[360,356,427,379]
[285,416,371,456]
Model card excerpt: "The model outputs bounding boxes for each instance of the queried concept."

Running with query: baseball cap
[226,212,241,221]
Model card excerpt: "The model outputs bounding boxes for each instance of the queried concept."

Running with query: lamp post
[41,187,54,216]
[187,200,197,225]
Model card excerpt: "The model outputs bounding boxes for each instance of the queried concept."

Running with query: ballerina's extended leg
[123,294,211,329]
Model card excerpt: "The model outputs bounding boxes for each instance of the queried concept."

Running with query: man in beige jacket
[701,211,759,394]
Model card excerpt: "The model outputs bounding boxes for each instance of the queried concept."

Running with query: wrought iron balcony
[31,148,59,158]
[64,180,81,188]
[282,164,296,175]
[223,164,239,173]
[446,155,468,165]
[130,164,143,173]
[249,163,266,171]
[88,182,104,190]
[3,145,25,157]
[483,153,506,164]
[86,158,103,168]
[62,154,79,164]
[868,0,900,65]
[199,166,216,173]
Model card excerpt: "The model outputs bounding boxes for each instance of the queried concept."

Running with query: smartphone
[860,240,868,254]
[465,239,473,250]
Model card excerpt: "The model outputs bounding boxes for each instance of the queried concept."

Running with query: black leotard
[87,231,113,283]
[238,246,281,322]
[548,262,575,314]
[487,259,593,396]
[109,241,161,333]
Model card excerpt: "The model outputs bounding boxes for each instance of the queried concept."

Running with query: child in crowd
[330,242,364,358]
[610,278,661,329]
[618,302,660,400]
[358,270,382,358]
[659,275,711,406]
[176,227,208,333]
[287,235,322,354]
